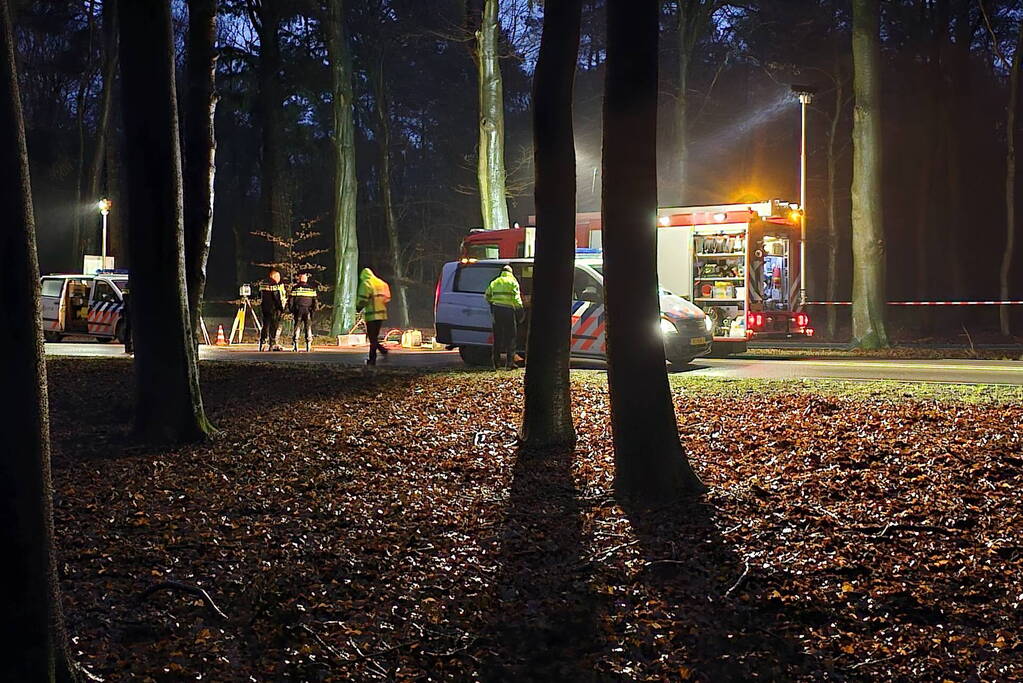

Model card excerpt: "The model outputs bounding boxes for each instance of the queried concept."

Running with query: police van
[435,256,714,367]
[39,271,129,343]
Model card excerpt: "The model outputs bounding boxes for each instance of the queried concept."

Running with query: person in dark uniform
[289,272,318,352]
[258,268,287,351]
[121,286,133,355]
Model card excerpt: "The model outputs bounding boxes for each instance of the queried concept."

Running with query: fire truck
[461,200,813,351]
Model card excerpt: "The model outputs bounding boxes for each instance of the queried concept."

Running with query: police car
[434,256,713,367]
[39,271,129,343]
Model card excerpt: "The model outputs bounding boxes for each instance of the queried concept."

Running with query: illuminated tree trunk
[603,0,705,499]
[467,0,510,231]
[520,0,582,449]
[183,0,218,340]
[326,0,359,335]
[118,0,213,442]
[0,1,79,678]
[371,61,410,329]
[850,0,888,349]
[1001,20,1023,337]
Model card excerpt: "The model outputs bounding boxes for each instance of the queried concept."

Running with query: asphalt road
[45,339,1023,385]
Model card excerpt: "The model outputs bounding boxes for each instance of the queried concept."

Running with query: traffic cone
[215,324,229,346]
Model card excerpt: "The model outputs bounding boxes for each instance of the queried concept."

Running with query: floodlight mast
[791,85,817,308]
[97,198,112,261]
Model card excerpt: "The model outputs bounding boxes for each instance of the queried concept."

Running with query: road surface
[45,340,1023,386]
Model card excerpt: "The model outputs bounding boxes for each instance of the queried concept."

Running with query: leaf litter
[47,359,1023,681]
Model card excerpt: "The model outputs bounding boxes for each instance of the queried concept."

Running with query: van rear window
[455,265,502,293]
[41,279,63,297]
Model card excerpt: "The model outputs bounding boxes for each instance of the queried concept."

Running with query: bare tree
[184,0,219,339]
[673,0,720,202]
[1001,16,1023,336]
[850,0,888,349]
[71,0,97,267]
[0,0,80,678]
[370,57,411,328]
[603,0,705,499]
[118,0,213,442]
[84,0,118,239]
[250,0,290,261]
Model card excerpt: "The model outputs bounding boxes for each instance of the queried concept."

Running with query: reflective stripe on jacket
[484,272,523,309]
[356,268,391,321]
[259,282,287,312]
[290,285,318,312]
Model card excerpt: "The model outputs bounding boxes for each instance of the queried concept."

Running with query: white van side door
[438,263,503,347]
[40,278,66,332]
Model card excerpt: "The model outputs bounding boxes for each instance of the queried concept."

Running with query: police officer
[258,268,287,351]
[290,272,318,352]
[484,265,523,370]
[121,285,133,355]
[356,267,391,366]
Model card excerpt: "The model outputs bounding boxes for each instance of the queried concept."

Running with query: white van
[435,257,713,367]
[40,272,129,343]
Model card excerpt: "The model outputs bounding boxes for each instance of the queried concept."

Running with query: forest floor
[49,359,1023,681]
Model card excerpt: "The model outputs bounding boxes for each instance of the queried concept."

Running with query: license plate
[689,336,707,346]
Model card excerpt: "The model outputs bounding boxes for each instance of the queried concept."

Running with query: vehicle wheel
[666,354,693,369]
[100,335,117,343]
[43,331,62,343]
[458,345,492,367]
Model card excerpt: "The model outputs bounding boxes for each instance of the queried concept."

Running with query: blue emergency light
[96,269,131,275]
[575,248,602,255]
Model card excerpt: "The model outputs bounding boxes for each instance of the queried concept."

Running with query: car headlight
[659,318,677,335]
[704,316,714,332]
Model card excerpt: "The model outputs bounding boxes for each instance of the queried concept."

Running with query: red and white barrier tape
[804,301,1023,306]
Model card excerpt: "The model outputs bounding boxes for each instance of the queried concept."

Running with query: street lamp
[97,198,111,261]
[791,84,817,308]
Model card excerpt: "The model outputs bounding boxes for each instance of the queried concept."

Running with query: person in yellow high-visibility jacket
[356,268,392,365]
[484,265,523,369]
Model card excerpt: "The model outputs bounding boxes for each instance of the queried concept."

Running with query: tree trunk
[256,0,289,262]
[371,61,410,329]
[603,0,705,500]
[106,68,128,265]
[183,0,218,340]
[84,0,117,245]
[1001,20,1023,337]
[232,217,249,291]
[0,1,79,679]
[825,71,842,340]
[676,42,689,203]
[468,0,510,231]
[850,0,888,349]
[519,0,582,449]
[118,0,213,443]
[326,0,359,336]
